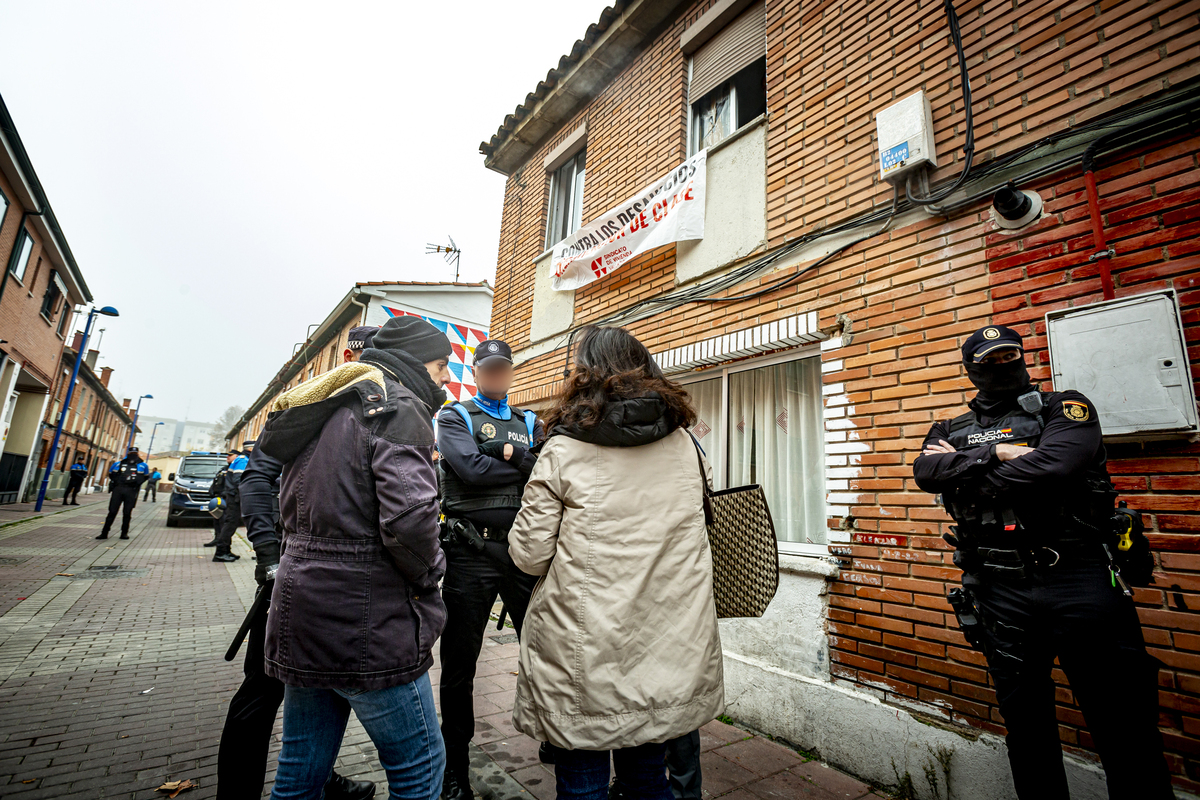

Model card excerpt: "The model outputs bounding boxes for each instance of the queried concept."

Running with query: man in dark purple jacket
[253,316,453,800]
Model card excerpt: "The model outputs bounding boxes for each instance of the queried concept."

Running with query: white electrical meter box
[875,90,938,184]
[1045,290,1198,439]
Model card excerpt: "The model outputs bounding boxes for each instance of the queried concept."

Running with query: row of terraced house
[476,0,1200,796]
[0,93,135,503]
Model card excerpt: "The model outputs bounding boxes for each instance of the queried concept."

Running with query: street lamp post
[35,306,120,512]
[126,394,153,452]
[146,421,165,460]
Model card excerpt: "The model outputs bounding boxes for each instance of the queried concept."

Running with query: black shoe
[441,772,471,800]
[119,534,129,540]
[202,539,218,547]
[325,770,376,800]
[212,553,238,562]
[95,533,108,540]
[70,502,79,506]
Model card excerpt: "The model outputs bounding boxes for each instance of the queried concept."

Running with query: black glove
[254,541,281,586]
[477,440,509,460]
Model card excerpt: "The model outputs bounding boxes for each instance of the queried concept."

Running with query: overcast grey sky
[1,0,607,424]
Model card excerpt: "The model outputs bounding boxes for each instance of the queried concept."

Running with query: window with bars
[681,352,826,550]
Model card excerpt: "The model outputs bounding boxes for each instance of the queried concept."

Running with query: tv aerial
[426,236,462,282]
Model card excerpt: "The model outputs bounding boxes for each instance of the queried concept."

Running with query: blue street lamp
[126,393,153,451]
[146,421,165,459]
[35,305,120,511]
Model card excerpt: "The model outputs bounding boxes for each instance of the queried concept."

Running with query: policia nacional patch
[1062,400,1090,422]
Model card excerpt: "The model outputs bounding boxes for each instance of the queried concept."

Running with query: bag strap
[687,431,715,525]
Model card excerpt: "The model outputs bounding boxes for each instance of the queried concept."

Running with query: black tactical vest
[112,458,144,487]
[940,393,1113,544]
[439,399,534,517]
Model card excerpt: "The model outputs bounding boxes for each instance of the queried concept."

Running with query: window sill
[39,312,53,326]
[701,113,766,158]
[778,550,839,579]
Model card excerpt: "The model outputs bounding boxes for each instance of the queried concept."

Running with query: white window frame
[8,229,34,283]
[690,78,737,155]
[675,345,828,557]
[545,147,586,250]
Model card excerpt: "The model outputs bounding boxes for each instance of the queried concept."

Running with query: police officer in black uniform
[913,325,1173,799]
[204,452,236,548]
[97,446,149,540]
[436,339,543,800]
[213,442,253,563]
[63,454,87,505]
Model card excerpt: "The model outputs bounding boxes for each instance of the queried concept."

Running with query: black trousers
[439,538,539,777]
[215,499,241,555]
[101,486,139,535]
[969,563,1174,799]
[143,482,156,501]
[63,476,84,504]
[216,591,285,800]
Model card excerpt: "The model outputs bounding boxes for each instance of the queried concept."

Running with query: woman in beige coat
[508,326,723,800]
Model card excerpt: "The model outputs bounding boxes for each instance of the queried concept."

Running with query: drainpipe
[1080,150,1116,301]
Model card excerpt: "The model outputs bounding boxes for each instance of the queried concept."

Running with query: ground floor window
[680,351,826,551]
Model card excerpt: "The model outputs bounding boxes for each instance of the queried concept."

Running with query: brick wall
[764,0,1200,243]
[487,0,1200,786]
[0,170,74,387]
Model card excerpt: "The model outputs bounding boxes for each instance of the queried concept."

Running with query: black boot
[212,553,238,562]
[203,539,218,547]
[95,533,108,540]
[325,770,376,800]
[119,534,129,540]
[441,771,471,800]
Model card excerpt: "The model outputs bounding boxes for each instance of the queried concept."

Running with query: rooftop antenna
[425,236,462,282]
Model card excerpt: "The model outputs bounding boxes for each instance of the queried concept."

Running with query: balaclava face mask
[966,355,1033,413]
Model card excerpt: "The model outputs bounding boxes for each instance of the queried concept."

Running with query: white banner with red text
[551,150,707,291]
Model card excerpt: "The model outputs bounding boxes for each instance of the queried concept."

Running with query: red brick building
[481,0,1200,795]
[29,332,135,501]
[0,93,92,503]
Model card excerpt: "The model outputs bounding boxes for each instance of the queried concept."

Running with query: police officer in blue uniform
[913,325,1172,799]
[436,339,543,800]
[97,446,149,539]
[63,454,88,505]
[213,442,253,563]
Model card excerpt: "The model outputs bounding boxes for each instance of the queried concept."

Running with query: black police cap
[962,325,1023,363]
[473,339,513,366]
[347,326,379,351]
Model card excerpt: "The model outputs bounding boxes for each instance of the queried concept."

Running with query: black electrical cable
[696,185,901,304]
[904,0,975,206]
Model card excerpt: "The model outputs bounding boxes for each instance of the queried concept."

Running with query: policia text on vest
[912,324,1172,799]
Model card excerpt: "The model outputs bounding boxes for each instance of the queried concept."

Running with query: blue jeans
[270,673,445,800]
[553,742,671,800]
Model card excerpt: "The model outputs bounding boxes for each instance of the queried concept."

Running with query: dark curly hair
[544,326,698,432]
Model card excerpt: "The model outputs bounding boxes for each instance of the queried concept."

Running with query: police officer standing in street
[63,454,87,506]
[913,325,1173,799]
[96,446,150,540]
[204,451,236,548]
[436,339,543,800]
[213,442,253,563]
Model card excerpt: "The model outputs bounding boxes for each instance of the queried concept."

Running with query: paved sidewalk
[0,498,888,799]
[0,491,110,528]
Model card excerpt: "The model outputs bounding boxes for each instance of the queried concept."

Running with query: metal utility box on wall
[875,90,937,184]
[1045,290,1198,439]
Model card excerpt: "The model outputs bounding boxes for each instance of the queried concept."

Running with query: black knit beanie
[371,316,452,363]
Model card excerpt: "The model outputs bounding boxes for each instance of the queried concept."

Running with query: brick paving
[0,498,886,799]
